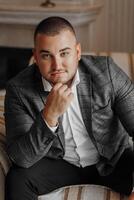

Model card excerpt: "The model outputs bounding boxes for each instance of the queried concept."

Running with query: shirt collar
[42,70,80,92]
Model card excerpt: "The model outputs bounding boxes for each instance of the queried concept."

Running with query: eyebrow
[40,47,71,54]
[59,47,71,52]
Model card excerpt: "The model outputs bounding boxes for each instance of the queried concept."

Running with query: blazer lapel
[34,66,49,106]
[77,66,93,138]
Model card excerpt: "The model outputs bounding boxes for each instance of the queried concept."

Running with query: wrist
[45,118,58,127]
[42,110,58,127]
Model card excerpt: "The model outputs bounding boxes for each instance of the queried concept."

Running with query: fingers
[44,83,74,121]
[64,88,73,99]
[52,82,63,90]
[52,83,73,98]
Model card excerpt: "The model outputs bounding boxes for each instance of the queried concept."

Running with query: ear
[76,43,81,61]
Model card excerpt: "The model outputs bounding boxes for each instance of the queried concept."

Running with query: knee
[5,166,38,200]
[6,166,30,190]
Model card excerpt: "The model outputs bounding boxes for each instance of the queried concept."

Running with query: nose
[52,56,62,70]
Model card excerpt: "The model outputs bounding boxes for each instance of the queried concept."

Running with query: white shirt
[42,71,99,167]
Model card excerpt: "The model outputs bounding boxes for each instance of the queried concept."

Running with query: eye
[60,51,70,57]
[41,54,51,60]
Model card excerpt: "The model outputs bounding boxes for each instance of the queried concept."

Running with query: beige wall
[89,0,134,52]
[0,0,94,5]
[0,0,133,52]
[0,0,102,50]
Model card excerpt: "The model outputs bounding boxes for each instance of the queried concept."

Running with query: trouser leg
[80,147,134,195]
[5,158,81,200]
[101,147,134,195]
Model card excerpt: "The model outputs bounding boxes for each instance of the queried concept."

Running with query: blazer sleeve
[4,82,62,168]
[108,56,134,139]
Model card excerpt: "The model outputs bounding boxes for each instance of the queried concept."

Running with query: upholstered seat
[38,185,128,200]
[0,52,134,200]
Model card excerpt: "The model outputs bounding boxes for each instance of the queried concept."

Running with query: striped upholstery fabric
[0,52,133,200]
[38,185,128,200]
[0,90,5,136]
[0,166,5,200]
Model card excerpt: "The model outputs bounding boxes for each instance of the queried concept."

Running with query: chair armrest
[0,134,11,175]
[0,134,11,199]
[0,134,11,200]
[0,165,5,200]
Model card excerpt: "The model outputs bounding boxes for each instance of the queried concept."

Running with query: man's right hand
[42,83,74,127]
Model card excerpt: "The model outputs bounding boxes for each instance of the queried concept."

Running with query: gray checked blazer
[5,55,134,176]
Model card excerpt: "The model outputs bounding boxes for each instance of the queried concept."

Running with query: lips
[50,71,65,76]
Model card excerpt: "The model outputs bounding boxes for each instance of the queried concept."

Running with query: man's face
[33,30,81,86]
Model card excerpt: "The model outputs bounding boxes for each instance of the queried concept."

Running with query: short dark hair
[34,16,76,43]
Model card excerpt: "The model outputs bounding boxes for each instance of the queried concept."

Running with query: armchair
[0,52,133,200]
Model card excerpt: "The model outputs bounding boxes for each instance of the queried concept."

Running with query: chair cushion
[0,166,5,200]
[38,185,127,200]
[0,90,5,136]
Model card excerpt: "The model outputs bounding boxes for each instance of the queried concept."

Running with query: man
[5,16,134,200]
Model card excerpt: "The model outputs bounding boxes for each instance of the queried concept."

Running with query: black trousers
[5,148,134,200]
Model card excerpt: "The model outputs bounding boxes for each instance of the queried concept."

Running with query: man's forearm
[6,112,56,168]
